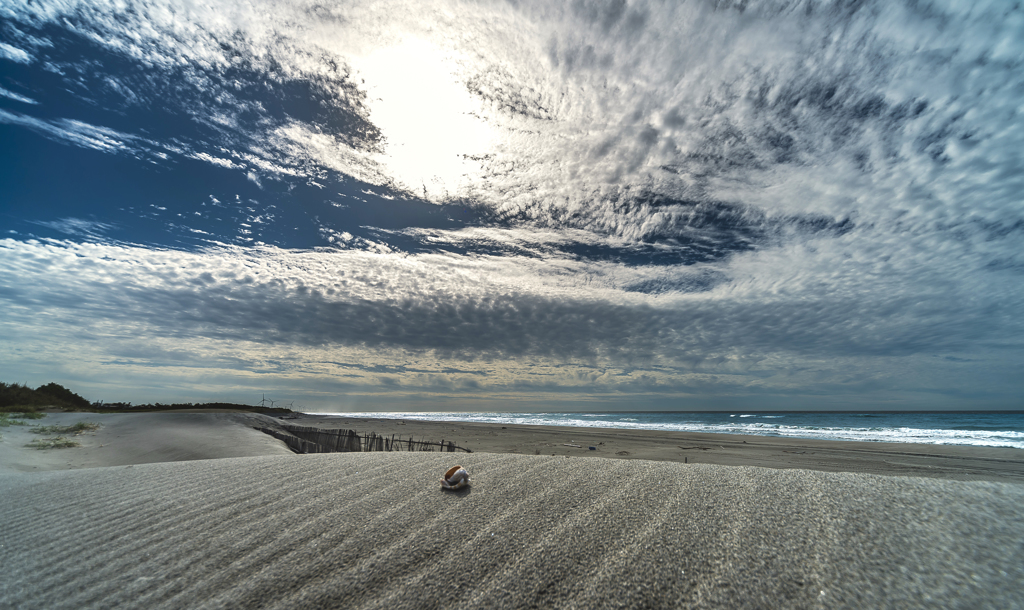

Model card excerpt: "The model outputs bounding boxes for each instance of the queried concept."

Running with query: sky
[1,0,1023,412]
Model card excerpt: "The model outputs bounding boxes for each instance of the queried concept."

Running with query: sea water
[319,411,1024,449]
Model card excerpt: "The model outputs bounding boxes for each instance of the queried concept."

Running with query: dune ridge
[2,452,1022,609]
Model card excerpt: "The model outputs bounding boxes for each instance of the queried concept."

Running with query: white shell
[441,466,470,489]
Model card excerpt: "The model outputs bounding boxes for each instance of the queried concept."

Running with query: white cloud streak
[29,218,116,238]
[0,86,38,104]
[0,41,33,63]
[0,108,158,156]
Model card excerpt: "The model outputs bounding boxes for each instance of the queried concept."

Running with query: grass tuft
[0,405,44,415]
[30,422,100,435]
[27,436,80,449]
[0,414,32,427]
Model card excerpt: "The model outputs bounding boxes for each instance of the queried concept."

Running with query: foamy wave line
[319,412,1024,449]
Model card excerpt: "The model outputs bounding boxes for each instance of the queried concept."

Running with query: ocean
[319,411,1024,450]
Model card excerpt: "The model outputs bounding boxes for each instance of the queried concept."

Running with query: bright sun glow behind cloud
[4,0,1024,410]
[354,40,496,200]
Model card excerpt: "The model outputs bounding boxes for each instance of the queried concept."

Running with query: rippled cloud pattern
[1,0,1022,409]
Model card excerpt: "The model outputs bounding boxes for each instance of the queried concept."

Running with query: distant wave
[316,412,1024,449]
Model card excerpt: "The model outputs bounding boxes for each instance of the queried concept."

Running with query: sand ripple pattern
[1,454,1022,609]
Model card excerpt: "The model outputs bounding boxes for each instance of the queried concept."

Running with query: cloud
[29,218,117,238]
[188,152,243,171]
[1,0,1023,408]
[0,86,38,104]
[0,41,33,63]
[6,0,1021,242]
[0,108,158,157]
[2,236,1022,407]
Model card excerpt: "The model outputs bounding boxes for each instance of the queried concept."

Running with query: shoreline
[306,409,1024,448]
[292,413,1024,484]
[2,410,1022,483]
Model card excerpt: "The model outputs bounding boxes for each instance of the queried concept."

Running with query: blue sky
[2,0,1023,411]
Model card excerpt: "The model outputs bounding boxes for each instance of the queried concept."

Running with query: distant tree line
[0,382,91,411]
[0,382,294,415]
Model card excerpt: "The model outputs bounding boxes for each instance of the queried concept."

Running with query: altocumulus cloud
[2,234,1022,409]
[1,0,1023,409]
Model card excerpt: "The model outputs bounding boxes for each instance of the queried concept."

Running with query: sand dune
[0,412,293,474]
[2,452,1022,609]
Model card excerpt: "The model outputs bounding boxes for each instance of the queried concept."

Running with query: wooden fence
[255,424,472,455]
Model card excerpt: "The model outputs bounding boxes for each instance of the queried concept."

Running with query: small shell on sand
[441,465,470,490]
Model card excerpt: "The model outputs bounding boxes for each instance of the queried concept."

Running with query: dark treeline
[95,401,295,415]
[0,382,91,411]
[0,382,294,415]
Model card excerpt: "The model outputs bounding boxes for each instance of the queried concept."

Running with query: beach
[2,412,1023,608]
[298,414,1024,484]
